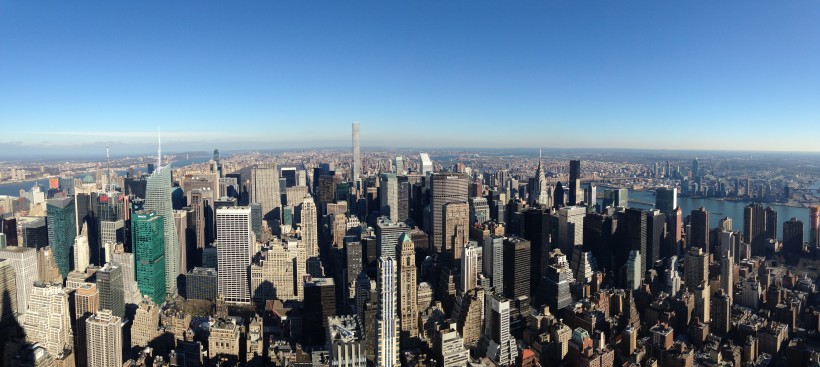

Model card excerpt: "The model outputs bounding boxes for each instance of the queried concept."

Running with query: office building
[454,287,483,347]
[783,218,804,254]
[684,247,708,290]
[712,290,732,336]
[46,197,75,277]
[145,159,180,296]
[251,163,281,222]
[647,209,666,269]
[442,201,469,260]
[73,227,90,273]
[303,277,336,346]
[543,250,574,313]
[690,207,710,251]
[209,317,241,362]
[132,210,166,305]
[720,251,733,296]
[251,238,305,302]
[217,207,255,304]
[503,237,531,301]
[469,197,490,226]
[352,122,361,180]
[435,320,470,367]
[110,244,141,304]
[327,315,367,367]
[626,250,642,290]
[23,282,73,358]
[624,208,648,277]
[86,309,122,367]
[655,187,677,214]
[810,206,819,250]
[74,282,98,364]
[420,153,433,176]
[0,259,17,326]
[430,173,469,254]
[376,256,400,367]
[482,236,504,294]
[744,203,768,257]
[558,206,585,255]
[299,194,319,261]
[186,267,218,301]
[604,188,628,208]
[0,246,37,314]
[380,173,398,221]
[766,206,778,240]
[569,160,581,206]
[97,263,125,318]
[478,293,516,366]
[461,243,481,293]
[131,297,160,348]
[173,210,188,273]
[397,233,418,348]
[375,217,407,259]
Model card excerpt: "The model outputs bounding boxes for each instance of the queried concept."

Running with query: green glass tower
[132,210,166,305]
[46,197,76,277]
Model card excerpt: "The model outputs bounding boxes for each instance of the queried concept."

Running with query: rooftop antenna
[106,145,111,190]
[157,127,162,167]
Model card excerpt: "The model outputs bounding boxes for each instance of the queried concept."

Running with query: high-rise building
[97,263,125,318]
[461,243,481,293]
[604,188,628,208]
[131,297,160,348]
[469,197,490,226]
[132,210,166,305]
[73,282,98,364]
[532,151,550,207]
[744,203,768,257]
[20,216,48,249]
[300,194,319,260]
[655,187,677,213]
[810,206,820,250]
[558,206,585,255]
[186,267,218,301]
[376,256,399,367]
[145,159,180,296]
[0,259,17,326]
[442,201,469,260]
[379,173,398,221]
[568,160,581,206]
[684,247,708,291]
[503,237,531,301]
[646,210,666,270]
[765,207,778,240]
[712,290,732,336]
[375,217,408,259]
[720,251,733,296]
[694,282,711,323]
[666,207,683,258]
[352,122,361,180]
[482,236,504,294]
[783,217,804,254]
[690,207,710,251]
[420,153,433,176]
[250,163,281,221]
[173,210,188,274]
[73,225,90,272]
[303,277,336,346]
[692,158,699,178]
[216,207,255,304]
[397,233,418,348]
[626,250,642,290]
[23,282,73,359]
[454,287,483,348]
[430,173,469,254]
[86,309,122,367]
[46,197,75,277]
[478,293,516,366]
[327,315,366,366]
[624,208,648,276]
[435,320,470,367]
[543,250,573,313]
[0,246,37,314]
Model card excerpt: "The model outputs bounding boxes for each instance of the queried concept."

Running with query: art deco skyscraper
[217,207,255,304]
[85,309,123,367]
[300,194,319,260]
[397,233,418,348]
[46,197,75,277]
[430,173,469,255]
[376,256,400,367]
[23,282,73,358]
[73,224,90,272]
[145,142,180,296]
[0,246,37,314]
[250,163,281,221]
[352,122,361,180]
[442,201,469,261]
[568,160,581,206]
[132,210,166,305]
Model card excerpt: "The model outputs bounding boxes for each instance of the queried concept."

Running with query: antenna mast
[106,145,111,190]
[157,127,162,167]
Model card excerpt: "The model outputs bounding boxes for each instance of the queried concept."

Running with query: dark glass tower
[502,237,531,302]
[690,207,710,251]
[97,263,125,318]
[132,210,166,305]
[569,160,581,206]
[46,197,75,277]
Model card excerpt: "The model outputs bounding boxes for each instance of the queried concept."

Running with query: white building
[217,207,255,304]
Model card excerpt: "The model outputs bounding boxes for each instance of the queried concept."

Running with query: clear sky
[1,1,819,157]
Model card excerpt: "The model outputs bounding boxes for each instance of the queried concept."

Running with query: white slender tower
[352,122,361,180]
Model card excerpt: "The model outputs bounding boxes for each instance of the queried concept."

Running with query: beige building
[397,233,418,349]
[250,238,306,302]
[209,317,241,362]
[246,315,264,363]
[131,297,161,348]
[85,309,122,367]
[442,202,469,260]
[23,282,73,359]
[73,282,99,364]
[454,288,484,347]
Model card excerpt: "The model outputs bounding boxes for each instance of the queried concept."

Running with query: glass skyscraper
[132,210,166,305]
[46,197,76,277]
[145,164,179,296]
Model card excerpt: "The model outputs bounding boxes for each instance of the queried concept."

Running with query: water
[625,190,813,243]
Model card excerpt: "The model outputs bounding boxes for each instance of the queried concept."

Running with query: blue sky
[1,1,819,156]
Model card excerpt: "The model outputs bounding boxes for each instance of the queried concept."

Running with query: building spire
[106,144,111,190]
[157,127,162,167]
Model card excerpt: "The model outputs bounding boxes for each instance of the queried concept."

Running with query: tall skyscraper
[250,163,281,221]
[543,250,573,313]
[376,256,399,367]
[303,277,336,346]
[300,194,319,260]
[478,293,516,366]
[376,217,408,259]
[0,246,37,314]
[765,206,778,240]
[73,225,90,272]
[469,197,490,226]
[352,122,361,180]
[145,148,180,296]
[430,173,469,255]
[646,209,666,270]
[85,309,123,367]
[720,251,733,297]
[173,210,188,274]
[624,208,648,277]
[442,201,469,261]
[502,237,531,301]
[744,203,767,257]
[684,247,708,290]
[692,158,699,178]
[482,236,504,294]
[568,160,581,206]
[783,218,804,254]
[397,233,418,348]
[132,210,166,305]
[626,250,642,290]
[380,173,398,220]
[532,151,550,206]
[810,206,820,250]
[97,263,125,319]
[460,243,480,293]
[655,187,678,213]
[690,207,710,251]
[216,207,255,304]
[73,282,99,364]
[46,197,75,277]
[23,282,73,359]
[558,206,585,255]
[420,153,433,176]
[0,259,17,326]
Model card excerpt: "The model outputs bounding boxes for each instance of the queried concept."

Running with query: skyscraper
[145,153,180,296]
[352,122,361,180]
[376,256,399,367]
[397,233,418,348]
[460,243,480,293]
[478,293,516,366]
[23,282,73,358]
[692,158,699,178]
[744,203,767,257]
[430,173,469,255]
[626,250,642,290]
[690,207,710,251]
[442,201,469,261]
[0,259,17,326]
[132,210,166,305]
[376,217,408,259]
[46,197,75,277]
[684,246,708,290]
[73,282,98,364]
[503,237,531,301]
[73,225,90,272]
[216,206,255,304]
[250,163,281,221]
[569,160,581,206]
[0,246,37,315]
[303,277,336,346]
[655,187,677,213]
[646,209,666,270]
[420,153,433,176]
[97,263,125,319]
[300,194,319,260]
[558,206,585,255]
[810,206,820,250]
[86,309,123,367]
[543,250,573,313]
[624,208,648,277]
[482,236,504,294]
[783,218,804,255]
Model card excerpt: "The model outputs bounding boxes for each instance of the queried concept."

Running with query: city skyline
[2,1,820,154]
